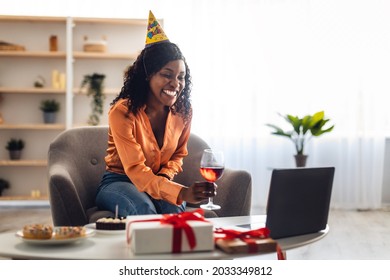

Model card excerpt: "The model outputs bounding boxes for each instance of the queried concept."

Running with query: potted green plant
[0,178,10,196]
[266,110,334,167]
[40,99,60,124]
[6,138,25,160]
[79,73,106,126]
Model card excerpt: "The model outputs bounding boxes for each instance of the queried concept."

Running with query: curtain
[162,0,389,211]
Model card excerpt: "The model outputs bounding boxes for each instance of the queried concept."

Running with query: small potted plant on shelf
[266,110,334,167]
[79,73,106,126]
[6,138,25,160]
[0,178,10,196]
[40,99,60,124]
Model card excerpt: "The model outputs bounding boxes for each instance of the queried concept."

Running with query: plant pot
[9,150,22,160]
[294,154,308,167]
[43,112,57,124]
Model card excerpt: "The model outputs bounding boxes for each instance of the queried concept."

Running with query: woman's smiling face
[148,59,186,108]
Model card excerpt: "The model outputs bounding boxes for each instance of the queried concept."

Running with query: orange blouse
[104,99,191,205]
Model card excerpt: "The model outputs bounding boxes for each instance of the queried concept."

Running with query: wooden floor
[1,206,390,260]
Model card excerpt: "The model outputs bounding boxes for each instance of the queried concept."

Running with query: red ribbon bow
[214,227,285,260]
[126,209,208,253]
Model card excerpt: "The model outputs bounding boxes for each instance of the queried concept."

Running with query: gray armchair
[48,126,252,226]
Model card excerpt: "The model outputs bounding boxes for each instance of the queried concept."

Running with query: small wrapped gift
[126,209,214,254]
[214,227,283,258]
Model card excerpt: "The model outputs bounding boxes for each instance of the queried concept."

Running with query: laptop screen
[265,167,335,239]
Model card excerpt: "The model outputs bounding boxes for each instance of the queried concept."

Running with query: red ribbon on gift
[214,227,285,260]
[126,209,209,253]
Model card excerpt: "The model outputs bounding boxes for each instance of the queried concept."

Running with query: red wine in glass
[200,167,224,182]
[200,149,224,210]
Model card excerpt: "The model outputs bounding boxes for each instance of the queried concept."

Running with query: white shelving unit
[0,15,147,203]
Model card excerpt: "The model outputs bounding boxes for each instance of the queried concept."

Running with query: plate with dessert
[85,217,127,235]
[16,224,95,245]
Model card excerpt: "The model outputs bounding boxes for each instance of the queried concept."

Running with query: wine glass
[199,149,225,210]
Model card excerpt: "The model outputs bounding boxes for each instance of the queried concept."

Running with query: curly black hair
[112,42,192,122]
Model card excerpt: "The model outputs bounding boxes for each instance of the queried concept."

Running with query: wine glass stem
[209,181,218,205]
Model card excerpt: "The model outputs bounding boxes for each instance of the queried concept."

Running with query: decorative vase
[43,112,57,124]
[9,150,22,160]
[294,154,308,167]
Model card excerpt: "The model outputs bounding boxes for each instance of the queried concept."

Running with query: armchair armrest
[48,164,88,226]
[213,168,252,217]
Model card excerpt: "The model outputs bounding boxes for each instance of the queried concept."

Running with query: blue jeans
[96,171,186,217]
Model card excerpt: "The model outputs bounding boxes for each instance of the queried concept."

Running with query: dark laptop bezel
[265,167,335,239]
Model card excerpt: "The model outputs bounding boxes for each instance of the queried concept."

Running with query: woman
[95,41,215,217]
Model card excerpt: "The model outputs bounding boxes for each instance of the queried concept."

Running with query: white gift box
[126,213,214,254]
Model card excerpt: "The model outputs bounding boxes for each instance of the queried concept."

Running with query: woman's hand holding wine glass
[199,149,224,210]
[178,149,224,207]
[179,181,216,204]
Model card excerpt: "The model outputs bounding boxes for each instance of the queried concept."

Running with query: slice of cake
[54,226,86,239]
[96,217,126,230]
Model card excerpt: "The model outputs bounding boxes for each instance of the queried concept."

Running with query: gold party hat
[145,10,169,46]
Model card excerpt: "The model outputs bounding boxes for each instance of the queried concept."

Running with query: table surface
[0,215,328,260]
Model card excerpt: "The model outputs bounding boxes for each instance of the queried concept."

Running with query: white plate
[85,223,126,235]
[15,228,95,245]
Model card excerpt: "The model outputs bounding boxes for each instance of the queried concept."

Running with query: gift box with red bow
[214,227,278,254]
[126,209,214,254]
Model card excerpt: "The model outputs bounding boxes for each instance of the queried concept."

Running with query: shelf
[0,51,135,60]
[0,124,65,130]
[0,51,66,58]
[0,195,49,200]
[0,15,144,200]
[0,87,117,95]
[0,15,145,25]
[0,195,50,207]
[0,160,47,167]
[73,17,145,25]
[0,87,66,94]
[73,51,138,60]
[0,15,65,23]
[76,87,120,95]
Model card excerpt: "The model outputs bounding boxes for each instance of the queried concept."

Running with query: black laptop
[264,167,335,239]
